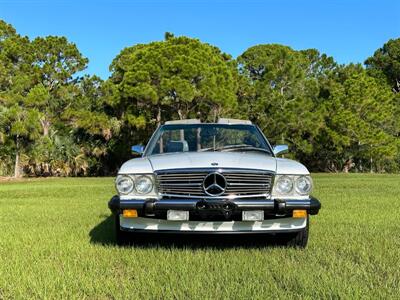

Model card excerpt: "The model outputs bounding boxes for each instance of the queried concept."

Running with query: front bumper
[108,196,321,216]
[109,196,320,233]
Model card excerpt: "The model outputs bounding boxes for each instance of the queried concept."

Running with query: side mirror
[273,144,288,156]
[131,145,144,156]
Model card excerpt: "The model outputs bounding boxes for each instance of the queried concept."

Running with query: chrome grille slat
[158,176,206,179]
[162,190,204,194]
[158,174,207,177]
[226,190,267,193]
[225,177,270,180]
[228,187,269,190]
[159,183,203,186]
[224,174,268,177]
[158,178,205,181]
[228,182,269,186]
[160,187,203,190]
[158,178,204,182]
[156,168,273,199]
[226,187,270,190]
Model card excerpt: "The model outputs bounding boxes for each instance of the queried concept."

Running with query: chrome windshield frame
[143,123,274,157]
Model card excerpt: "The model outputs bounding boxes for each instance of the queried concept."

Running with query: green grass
[0,174,400,299]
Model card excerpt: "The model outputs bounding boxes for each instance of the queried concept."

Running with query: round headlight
[295,176,312,195]
[135,176,153,194]
[275,176,293,194]
[115,175,134,194]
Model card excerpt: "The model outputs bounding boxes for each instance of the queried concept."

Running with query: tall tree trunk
[40,118,50,136]
[156,106,162,127]
[196,128,201,150]
[14,136,21,178]
[177,108,185,140]
[156,106,163,153]
[370,157,373,173]
[213,107,218,123]
[343,158,353,173]
[177,108,185,120]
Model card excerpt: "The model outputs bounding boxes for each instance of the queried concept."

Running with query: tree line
[0,20,399,177]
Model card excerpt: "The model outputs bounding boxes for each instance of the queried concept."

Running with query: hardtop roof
[164,118,252,125]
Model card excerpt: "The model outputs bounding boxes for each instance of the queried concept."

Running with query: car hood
[118,152,309,175]
[119,152,276,173]
[148,152,276,171]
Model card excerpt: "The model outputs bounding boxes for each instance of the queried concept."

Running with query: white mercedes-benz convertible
[108,119,321,247]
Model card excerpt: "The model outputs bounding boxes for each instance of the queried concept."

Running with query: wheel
[281,216,309,248]
[114,213,131,245]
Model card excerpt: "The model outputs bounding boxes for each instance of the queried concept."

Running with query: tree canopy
[108,34,238,126]
[0,18,399,176]
[365,38,400,92]
[237,45,328,155]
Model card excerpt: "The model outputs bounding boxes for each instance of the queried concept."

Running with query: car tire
[114,213,130,246]
[282,216,309,248]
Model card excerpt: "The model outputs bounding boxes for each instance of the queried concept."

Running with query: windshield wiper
[221,145,272,154]
[200,144,271,154]
[199,144,248,152]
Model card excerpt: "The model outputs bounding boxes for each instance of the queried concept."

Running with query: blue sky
[1,0,399,79]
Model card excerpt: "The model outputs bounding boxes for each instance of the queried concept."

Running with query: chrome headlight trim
[272,174,313,198]
[274,175,294,195]
[135,175,154,195]
[115,175,135,195]
[295,175,313,195]
[116,173,157,197]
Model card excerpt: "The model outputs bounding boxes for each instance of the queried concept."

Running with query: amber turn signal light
[123,209,138,218]
[292,210,307,218]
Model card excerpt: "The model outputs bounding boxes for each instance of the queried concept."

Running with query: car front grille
[155,168,274,199]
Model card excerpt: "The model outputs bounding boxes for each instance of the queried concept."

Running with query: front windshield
[146,124,271,156]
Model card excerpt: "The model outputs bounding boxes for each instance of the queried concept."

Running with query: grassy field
[0,174,399,299]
